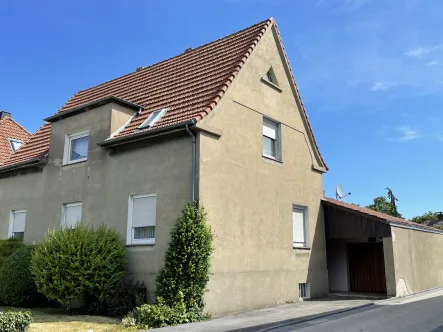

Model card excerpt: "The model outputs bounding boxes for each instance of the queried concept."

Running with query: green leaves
[366,188,402,218]
[156,201,214,316]
[0,311,32,332]
[30,223,127,311]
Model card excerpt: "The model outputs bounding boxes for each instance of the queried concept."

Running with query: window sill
[126,243,155,248]
[62,159,88,167]
[293,246,311,251]
[262,155,283,163]
[261,78,283,92]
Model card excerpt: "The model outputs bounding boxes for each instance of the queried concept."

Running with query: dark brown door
[347,242,387,294]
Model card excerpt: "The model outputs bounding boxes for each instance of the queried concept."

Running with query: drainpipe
[185,124,196,201]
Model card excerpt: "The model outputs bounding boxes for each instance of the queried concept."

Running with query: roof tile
[0,117,31,165]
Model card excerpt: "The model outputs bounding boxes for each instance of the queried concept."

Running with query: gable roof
[3,18,327,170]
[0,117,31,165]
[322,197,443,234]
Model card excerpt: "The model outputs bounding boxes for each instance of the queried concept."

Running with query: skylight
[8,138,24,152]
[138,108,169,130]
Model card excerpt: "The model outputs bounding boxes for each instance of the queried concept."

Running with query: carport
[322,198,394,296]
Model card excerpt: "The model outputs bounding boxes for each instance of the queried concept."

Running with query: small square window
[8,210,26,240]
[62,202,82,228]
[299,283,310,299]
[8,138,24,152]
[64,131,89,164]
[263,118,281,160]
[127,194,157,245]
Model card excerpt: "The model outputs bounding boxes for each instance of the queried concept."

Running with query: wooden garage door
[347,242,387,294]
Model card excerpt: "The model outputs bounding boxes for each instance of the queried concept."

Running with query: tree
[411,211,438,224]
[366,188,402,218]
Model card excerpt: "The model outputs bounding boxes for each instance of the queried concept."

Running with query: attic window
[8,138,24,152]
[138,108,168,130]
[263,67,278,86]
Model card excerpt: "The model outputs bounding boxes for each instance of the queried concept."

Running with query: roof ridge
[58,18,273,112]
[3,117,32,136]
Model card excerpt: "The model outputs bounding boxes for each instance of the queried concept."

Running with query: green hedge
[0,238,24,267]
[0,311,32,332]
[0,247,38,306]
[30,223,127,312]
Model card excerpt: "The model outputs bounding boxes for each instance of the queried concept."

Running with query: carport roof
[322,197,443,235]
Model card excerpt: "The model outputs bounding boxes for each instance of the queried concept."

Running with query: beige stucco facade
[390,226,443,296]
[198,25,328,314]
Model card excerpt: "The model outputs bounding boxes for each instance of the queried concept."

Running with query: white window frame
[293,205,309,248]
[61,202,83,228]
[8,138,24,152]
[262,117,281,160]
[138,108,169,130]
[63,131,89,165]
[8,209,26,239]
[127,193,157,245]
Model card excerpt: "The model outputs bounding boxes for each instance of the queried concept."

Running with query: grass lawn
[0,306,124,332]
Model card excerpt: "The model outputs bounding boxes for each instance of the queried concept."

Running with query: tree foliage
[411,211,438,224]
[156,201,214,315]
[30,224,127,310]
[366,188,402,218]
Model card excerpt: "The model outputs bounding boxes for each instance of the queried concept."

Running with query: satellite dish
[336,184,351,200]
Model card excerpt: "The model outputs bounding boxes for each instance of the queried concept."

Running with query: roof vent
[184,47,193,53]
[0,111,11,119]
[136,66,145,72]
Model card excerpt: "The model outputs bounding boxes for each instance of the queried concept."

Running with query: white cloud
[370,81,398,92]
[405,45,443,58]
[427,60,438,66]
[388,126,421,142]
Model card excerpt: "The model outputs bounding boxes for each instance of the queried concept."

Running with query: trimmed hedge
[0,238,24,267]
[30,223,127,311]
[0,311,32,332]
[0,247,38,306]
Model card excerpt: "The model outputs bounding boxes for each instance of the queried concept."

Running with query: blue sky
[0,0,442,218]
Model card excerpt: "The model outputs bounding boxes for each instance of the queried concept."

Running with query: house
[0,111,30,165]
[1,17,443,315]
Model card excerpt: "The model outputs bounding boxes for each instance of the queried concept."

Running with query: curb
[376,285,443,305]
[257,302,375,332]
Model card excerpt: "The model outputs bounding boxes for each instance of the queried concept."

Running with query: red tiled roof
[3,18,327,169]
[0,117,31,165]
[322,197,443,233]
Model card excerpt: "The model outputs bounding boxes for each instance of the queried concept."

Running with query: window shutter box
[132,196,156,227]
[263,120,277,139]
[293,208,305,245]
[13,211,26,233]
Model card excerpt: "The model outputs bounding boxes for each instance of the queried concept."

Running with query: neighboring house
[1,18,443,315]
[0,111,30,165]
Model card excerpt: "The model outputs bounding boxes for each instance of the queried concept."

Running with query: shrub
[104,275,147,317]
[156,201,214,315]
[0,238,24,267]
[30,223,127,311]
[0,311,32,332]
[0,247,39,306]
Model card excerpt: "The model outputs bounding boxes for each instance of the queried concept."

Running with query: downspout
[185,124,196,201]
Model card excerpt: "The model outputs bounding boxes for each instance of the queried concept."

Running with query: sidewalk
[150,297,374,332]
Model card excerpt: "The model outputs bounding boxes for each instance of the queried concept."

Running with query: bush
[156,201,214,315]
[126,292,189,329]
[0,247,39,306]
[104,275,147,317]
[30,223,127,312]
[0,311,32,332]
[0,238,24,267]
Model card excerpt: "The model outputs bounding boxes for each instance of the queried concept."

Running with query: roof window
[8,138,24,152]
[138,108,169,130]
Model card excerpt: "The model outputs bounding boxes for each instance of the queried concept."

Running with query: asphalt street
[262,295,443,332]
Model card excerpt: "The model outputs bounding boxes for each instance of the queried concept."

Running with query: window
[8,210,26,240]
[263,118,280,159]
[127,194,157,245]
[293,206,308,248]
[263,67,278,86]
[8,138,24,152]
[138,108,168,130]
[64,131,89,164]
[299,283,310,299]
[62,202,82,228]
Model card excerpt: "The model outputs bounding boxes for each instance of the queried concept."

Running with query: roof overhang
[322,198,443,237]
[0,156,47,174]
[44,96,143,123]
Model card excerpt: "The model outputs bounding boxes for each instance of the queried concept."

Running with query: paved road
[260,294,443,332]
